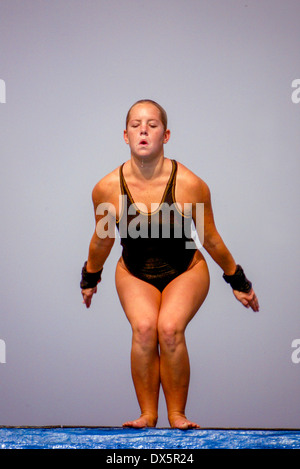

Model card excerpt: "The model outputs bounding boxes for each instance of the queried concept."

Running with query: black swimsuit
[116,160,197,292]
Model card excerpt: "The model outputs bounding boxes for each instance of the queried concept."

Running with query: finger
[242,290,259,311]
[82,294,91,308]
[250,294,259,311]
[241,298,250,308]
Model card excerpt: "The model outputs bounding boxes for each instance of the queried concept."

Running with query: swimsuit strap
[162,159,177,205]
[119,162,127,198]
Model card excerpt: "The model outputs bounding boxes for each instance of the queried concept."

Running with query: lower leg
[159,331,200,429]
[123,333,160,428]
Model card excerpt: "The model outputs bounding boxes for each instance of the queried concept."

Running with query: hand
[233,288,259,312]
[81,286,97,308]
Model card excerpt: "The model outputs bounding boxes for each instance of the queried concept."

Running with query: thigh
[158,251,210,331]
[115,258,162,329]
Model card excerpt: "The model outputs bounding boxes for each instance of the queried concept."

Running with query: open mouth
[139,140,148,145]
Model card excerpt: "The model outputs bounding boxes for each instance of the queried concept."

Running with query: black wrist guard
[223,264,252,293]
[80,261,103,289]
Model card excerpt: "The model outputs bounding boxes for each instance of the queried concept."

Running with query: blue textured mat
[0,427,300,449]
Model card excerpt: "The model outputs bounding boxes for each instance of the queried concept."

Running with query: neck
[130,154,165,179]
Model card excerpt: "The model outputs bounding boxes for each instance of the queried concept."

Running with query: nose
[140,124,148,135]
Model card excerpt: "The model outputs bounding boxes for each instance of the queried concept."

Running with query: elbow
[100,234,115,249]
[203,233,222,252]
[91,231,115,250]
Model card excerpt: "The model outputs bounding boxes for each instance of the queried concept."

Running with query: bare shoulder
[92,165,121,206]
[176,161,210,203]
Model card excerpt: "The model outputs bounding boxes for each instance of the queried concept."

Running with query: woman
[80,99,259,430]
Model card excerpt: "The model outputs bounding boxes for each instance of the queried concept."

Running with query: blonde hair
[126,99,168,131]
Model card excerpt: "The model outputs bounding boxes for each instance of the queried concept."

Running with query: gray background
[0,0,299,428]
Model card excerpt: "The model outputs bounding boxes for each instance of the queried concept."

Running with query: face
[124,103,170,159]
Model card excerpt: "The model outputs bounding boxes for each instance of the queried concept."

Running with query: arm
[198,182,236,274]
[81,182,116,308]
[193,181,259,312]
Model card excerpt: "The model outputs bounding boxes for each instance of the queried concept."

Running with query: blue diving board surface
[0,426,300,449]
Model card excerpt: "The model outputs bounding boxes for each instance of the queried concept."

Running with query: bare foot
[123,414,157,429]
[169,413,200,430]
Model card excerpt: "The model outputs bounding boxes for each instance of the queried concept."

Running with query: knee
[132,319,158,350]
[158,321,184,352]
